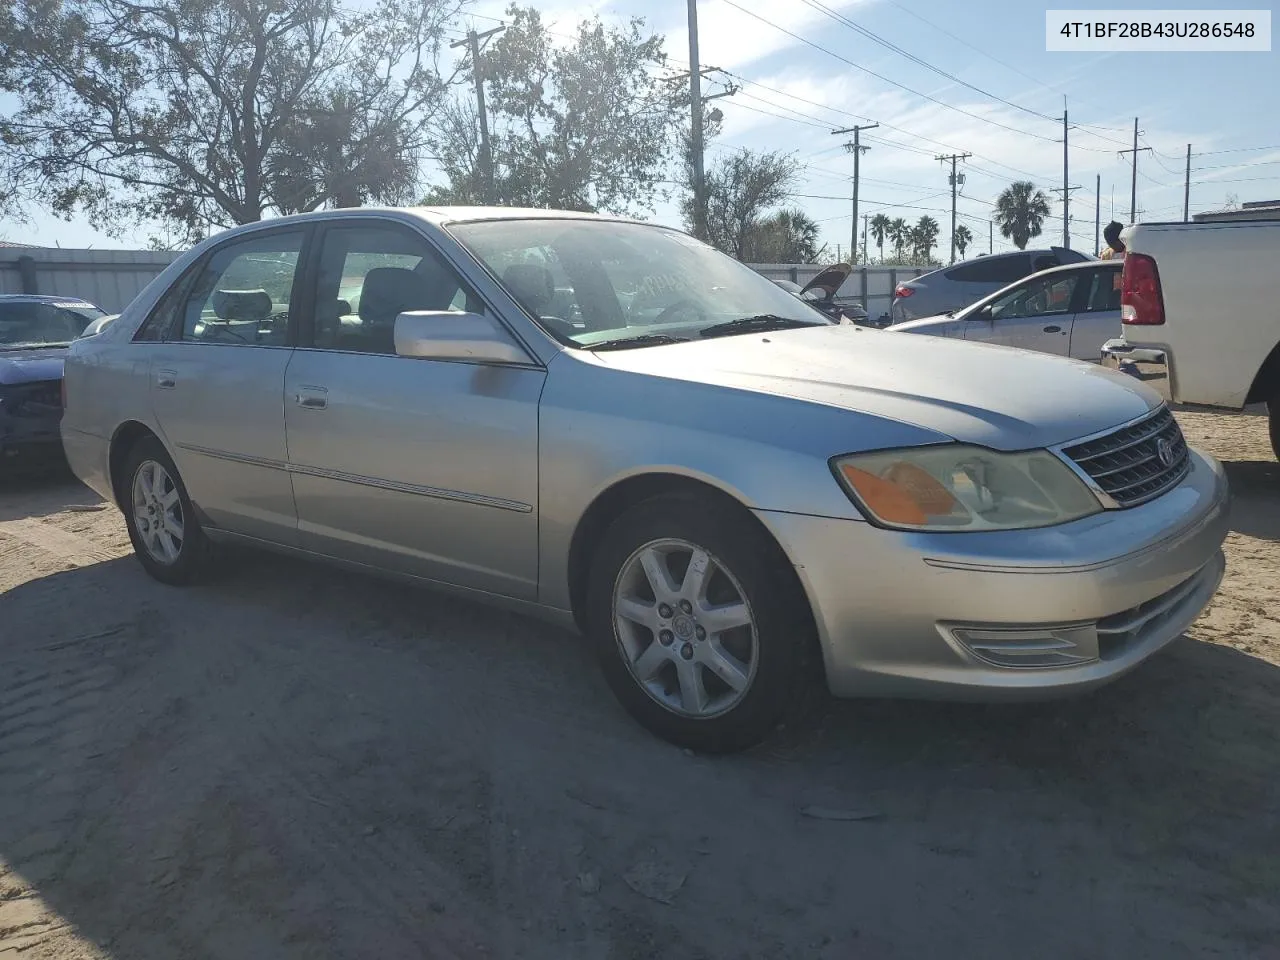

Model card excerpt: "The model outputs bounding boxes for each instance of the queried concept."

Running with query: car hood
[0,346,68,386]
[887,313,955,332]
[799,262,853,298]
[590,324,1161,451]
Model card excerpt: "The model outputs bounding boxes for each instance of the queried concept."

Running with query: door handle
[155,369,177,389]
[295,385,328,410]
[1043,325,1063,333]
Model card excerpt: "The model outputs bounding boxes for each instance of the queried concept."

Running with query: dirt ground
[1,410,1278,960]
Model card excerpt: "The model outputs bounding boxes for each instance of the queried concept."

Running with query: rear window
[0,301,105,347]
[945,254,1032,284]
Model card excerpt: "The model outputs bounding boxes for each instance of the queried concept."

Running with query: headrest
[358,268,435,324]
[211,289,272,321]
[502,264,555,314]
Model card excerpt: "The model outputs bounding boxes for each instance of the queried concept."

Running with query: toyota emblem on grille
[1156,437,1175,467]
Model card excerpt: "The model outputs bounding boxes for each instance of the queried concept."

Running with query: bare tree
[0,0,460,243]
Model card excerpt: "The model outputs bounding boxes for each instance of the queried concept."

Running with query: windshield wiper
[585,334,692,351]
[0,342,71,350]
[698,314,821,338]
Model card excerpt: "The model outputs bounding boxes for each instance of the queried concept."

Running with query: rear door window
[945,255,1032,284]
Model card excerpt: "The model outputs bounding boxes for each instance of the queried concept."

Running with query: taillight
[894,284,913,298]
[1120,253,1165,325]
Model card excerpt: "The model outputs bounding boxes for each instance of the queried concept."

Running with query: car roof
[1029,259,1119,278]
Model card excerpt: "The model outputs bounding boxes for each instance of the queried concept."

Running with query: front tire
[585,494,818,753]
[121,436,213,585]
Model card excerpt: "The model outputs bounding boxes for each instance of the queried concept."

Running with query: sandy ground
[1,410,1277,960]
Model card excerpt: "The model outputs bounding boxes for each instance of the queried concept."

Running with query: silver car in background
[891,246,1093,323]
[62,207,1228,752]
[888,260,1123,360]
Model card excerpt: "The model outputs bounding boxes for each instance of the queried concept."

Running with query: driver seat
[503,265,555,317]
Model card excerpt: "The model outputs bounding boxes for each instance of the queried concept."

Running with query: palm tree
[953,223,974,259]
[913,215,940,261]
[993,181,1052,250]
[888,217,908,262]
[869,213,891,262]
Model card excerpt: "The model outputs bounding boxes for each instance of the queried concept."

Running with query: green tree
[953,223,974,259]
[742,208,825,264]
[869,213,891,262]
[427,4,681,215]
[888,217,909,262]
[993,181,1052,250]
[687,148,800,259]
[0,0,458,243]
[912,215,940,260]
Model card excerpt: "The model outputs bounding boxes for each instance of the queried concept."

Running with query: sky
[6,0,1280,257]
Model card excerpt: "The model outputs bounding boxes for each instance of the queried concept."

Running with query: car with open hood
[61,207,1227,752]
[1,294,108,471]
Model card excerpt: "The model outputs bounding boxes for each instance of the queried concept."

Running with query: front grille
[1061,406,1189,507]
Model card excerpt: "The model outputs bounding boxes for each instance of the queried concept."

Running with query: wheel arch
[1245,340,1280,406]
[107,420,163,511]
[565,472,818,645]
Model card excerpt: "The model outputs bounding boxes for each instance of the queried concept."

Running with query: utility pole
[834,123,878,264]
[988,219,993,254]
[1051,184,1080,247]
[862,214,869,263]
[1183,144,1192,221]
[1094,173,1101,255]
[451,25,505,204]
[936,151,971,264]
[1118,117,1151,224]
[1062,107,1070,246]
[686,0,706,239]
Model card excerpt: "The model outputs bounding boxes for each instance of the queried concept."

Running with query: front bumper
[1101,337,1171,402]
[756,447,1229,700]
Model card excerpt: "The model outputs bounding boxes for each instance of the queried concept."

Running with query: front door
[146,228,306,543]
[1068,266,1124,360]
[964,270,1079,356]
[282,220,545,600]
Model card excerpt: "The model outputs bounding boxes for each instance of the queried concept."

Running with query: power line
[794,0,1057,122]
[717,0,1063,145]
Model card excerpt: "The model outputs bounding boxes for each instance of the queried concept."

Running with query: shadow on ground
[1,547,1278,960]
[1223,459,1280,541]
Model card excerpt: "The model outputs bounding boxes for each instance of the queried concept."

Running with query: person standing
[1099,220,1127,260]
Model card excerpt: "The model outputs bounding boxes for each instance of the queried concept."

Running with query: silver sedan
[61,207,1229,752]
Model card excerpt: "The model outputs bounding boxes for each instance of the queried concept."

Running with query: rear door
[1067,264,1124,360]
[145,228,305,543]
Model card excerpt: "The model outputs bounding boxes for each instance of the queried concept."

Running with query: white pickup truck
[1101,219,1280,460]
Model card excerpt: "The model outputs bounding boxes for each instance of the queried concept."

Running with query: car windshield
[448,218,832,348]
[0,301,106,348]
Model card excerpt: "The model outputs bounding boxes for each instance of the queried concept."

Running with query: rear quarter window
[944,255,1032,284]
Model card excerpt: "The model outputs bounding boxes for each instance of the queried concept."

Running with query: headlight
[832,445,1102,532]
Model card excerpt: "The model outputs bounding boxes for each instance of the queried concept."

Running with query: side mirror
[394,311,531,364]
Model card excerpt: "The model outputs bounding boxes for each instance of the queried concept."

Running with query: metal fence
[747,263,931,323]
[0,247,179,314]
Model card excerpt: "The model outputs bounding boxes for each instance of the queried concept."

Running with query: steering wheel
[654,298,707,326]
[539,314,579,338]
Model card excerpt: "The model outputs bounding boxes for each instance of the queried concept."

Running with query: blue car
[1,294,109,472]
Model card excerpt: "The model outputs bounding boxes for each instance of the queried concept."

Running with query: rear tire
[121,436,214,585]
[1269,396,1280,463]
[585,494,819,753]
